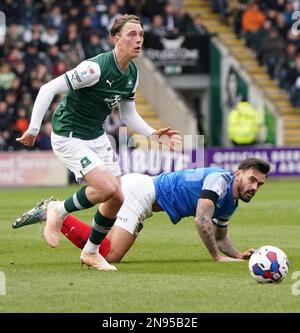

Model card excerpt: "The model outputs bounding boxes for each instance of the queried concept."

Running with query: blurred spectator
[23,23,44,51]
[20,0,39,27]
[86,4,101,29]
[5,47,22,70]
[210,0,229,22]
[30,63,53,100]
[45,45,64,72]
[0,63,16,92]
[60,26,85,69]
[275,12,289,38]
[287,54,300,107]
[4,23,25,51]
[278,43,297,90]
[36,121,52,150]
[187,14,208,35]
[84,32,111,58]
[0,101,12,132]
[162,2,181,34]
[283,1,295,30]
[242,2,266,49]
[151,14,167,37]
[115,0,130,14]
[100,3,122,36]
[5,90,19,121]
[232,0,249,37]
[66,5,82,26]
[1,0,21,25]
[14,108,29,136]
[260,27,286,78]
[41,25,59,47]
[104,107,124,149]
[177,6,193,33]
[23,44,41,73]
[46,6,65,34]
[227,99,260,146]
[253,19,272,59]
[52,60,67,77]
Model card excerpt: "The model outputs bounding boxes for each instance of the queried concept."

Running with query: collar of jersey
[112,49,127,75]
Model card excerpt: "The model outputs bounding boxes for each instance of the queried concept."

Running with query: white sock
[56,201,68,219]
[83,240,100,254]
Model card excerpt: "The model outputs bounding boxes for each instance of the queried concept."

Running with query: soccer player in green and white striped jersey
[17,14,182,271]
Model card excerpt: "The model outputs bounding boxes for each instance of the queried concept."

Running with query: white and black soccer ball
[248,245,289,283]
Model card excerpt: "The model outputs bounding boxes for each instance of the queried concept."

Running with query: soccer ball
[248,245,289,283]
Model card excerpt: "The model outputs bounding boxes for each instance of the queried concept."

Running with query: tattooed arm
[215,226,255,260]
[195,198,242,262]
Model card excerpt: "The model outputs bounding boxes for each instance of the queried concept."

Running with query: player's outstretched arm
[195,199,243,262]
[215,226,254,260]
[119,101,182,150]
[150,127,182,151]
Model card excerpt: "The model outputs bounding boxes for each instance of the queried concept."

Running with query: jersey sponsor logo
[106,79,113,87]
[80,69,91,80]
[80,157,92,169]
[69,70,82,85]
[74,70,82,82]
[104,95,122,109]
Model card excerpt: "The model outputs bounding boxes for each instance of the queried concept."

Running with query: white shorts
[51,132,121,182]
[114,173,156,237]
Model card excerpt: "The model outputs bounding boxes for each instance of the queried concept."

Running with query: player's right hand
[16,130,37,147]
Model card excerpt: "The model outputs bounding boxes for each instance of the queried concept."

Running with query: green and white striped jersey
[52,50,139,140]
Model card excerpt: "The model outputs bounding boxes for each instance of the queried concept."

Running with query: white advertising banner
[0,151,68,187]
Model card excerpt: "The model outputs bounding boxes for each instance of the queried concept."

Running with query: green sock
[89,210,116,245]
[64,186,94,213]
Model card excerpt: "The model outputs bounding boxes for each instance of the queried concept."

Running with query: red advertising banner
[0,151,68,187]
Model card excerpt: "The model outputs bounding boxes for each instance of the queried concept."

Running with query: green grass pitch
[0,178,300,313]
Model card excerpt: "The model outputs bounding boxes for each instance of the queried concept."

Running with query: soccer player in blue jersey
[16,14,181,271]
[14,158,270,264]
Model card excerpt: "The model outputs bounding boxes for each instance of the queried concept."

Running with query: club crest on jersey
[104,95,122,109]
[126,79,133,88]
[80,157,92,169]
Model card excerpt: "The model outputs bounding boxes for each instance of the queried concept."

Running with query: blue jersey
[154,168,238,226]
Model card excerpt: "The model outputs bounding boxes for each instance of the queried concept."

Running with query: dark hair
[110,14,143,37]
[238,158,270,175]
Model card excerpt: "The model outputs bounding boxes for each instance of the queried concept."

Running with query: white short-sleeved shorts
[51,131,121,182]
[114,173,156,237]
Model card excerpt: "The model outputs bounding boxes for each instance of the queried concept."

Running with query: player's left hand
[151,127,182,151]
[240,248,256,260]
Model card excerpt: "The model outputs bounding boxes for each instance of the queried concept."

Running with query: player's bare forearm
[195,199,220,260]
[215,226,254,260]
[217,236,243,259]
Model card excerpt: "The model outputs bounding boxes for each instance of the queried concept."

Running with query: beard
[237,183,255,203]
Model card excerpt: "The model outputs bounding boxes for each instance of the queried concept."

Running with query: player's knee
[106,250,124,263]
[111,187,124,207]
[92,180,120,201]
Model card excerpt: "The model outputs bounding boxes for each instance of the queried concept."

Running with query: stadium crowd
[210,0,300,108]
[0,0,206,151]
